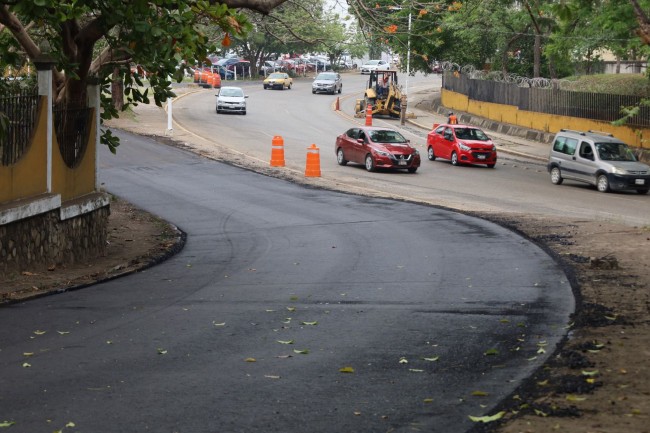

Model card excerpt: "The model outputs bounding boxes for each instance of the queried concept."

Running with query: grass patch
[560,73,650,97]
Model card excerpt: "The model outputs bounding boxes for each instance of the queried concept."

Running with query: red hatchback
[335,126,421,173]
[426,124,497,168]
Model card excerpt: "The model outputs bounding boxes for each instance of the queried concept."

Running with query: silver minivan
[547,129,650,194]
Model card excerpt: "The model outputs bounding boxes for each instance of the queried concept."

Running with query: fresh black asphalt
[0,130,574,433]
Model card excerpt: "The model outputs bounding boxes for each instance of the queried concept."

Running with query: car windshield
[366,60,380,65]
[268,73,284,79]
[220,88,243,97]
[316,73,336,81]
[369,129,406,143]
[454,128,489,141]
[596,142,637,161]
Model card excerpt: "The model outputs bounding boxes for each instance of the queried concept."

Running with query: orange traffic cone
[365,103,373,126]
[212,73,220,88]
[194,68,200,83]
[270,136,285,167]
[335,97,340,111]
[305,144,321,177]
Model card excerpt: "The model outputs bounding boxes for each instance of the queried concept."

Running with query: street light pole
[405,11,411,97]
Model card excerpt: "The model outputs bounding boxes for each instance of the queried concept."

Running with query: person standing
[448,112,458,124]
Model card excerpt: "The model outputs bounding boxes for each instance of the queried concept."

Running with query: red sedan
[426,124,497,168]
[335,126,421,173]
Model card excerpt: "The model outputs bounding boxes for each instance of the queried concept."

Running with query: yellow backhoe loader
[355,70,403,118]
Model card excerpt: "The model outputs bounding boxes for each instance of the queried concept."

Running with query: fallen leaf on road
[423,356,439,362]
[484,348,499,356]
[0,421,16,427]
[339,366,355,373]
[300,321,318,326]
[472,391,489,396]
[468,411,505,422]
[277,340,294,345]
[293,349,309,354]
[157,348,167,355]
[245,357,257,362]
[33,330,46,335]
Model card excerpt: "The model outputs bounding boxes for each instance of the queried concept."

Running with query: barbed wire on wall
[438,61,575,90]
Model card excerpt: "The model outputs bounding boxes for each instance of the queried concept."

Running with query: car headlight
[492,145,497,152]
[413,149,420,156]
[612,167,628,175]
[458,142,471,151]
[375,150,390,157]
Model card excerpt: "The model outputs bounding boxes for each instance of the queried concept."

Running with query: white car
[360,60,390,74]
[215,86,248,115]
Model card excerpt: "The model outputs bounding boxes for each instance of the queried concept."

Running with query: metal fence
[443,72,650,127]
[53,102,92,168]
[0,87,40,166]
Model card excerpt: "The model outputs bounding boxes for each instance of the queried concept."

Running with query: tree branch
[215,0,289,14]
[629,0,650,45]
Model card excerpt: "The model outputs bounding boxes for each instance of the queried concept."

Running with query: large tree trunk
[112,67,124,110]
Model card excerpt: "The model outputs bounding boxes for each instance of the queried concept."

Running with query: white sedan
[360,60,390,74]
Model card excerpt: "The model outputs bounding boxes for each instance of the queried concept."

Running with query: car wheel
[550,167,563,185]
[597,174,610,192]
[288,83,292,89]
[365,154,375,172]
[263,85,267,89]
[451,151,459,166]
[637,188,649,195]
[408,167,417,173]
[338,86,342,94]
[336,148,348,166]
[487,164,495,168]
[427,146,436,161]
[242,111,246,115]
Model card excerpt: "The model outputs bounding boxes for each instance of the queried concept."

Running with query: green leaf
[277,340,294,345]
[581,369,600,376]
[293,349,309,354]
[0,421,15,428]
[157,348,167,355]
[471,390,489,396]
[484,348,499,356]
[300,321,318,326]
[423,356,439,362]
[468,411,505,422]
[339,366,355,373]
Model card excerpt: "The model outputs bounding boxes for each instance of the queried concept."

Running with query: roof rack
[587,130,614,137]
[559,128,586,136]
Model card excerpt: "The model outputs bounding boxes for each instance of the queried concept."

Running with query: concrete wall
[1,60,108,278]
[441,89,649,150]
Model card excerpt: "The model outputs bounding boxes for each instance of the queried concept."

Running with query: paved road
[0,130,573,432]
[170,73,649,226]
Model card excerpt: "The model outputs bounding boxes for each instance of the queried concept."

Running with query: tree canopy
[0,0,288,151]
[347,0,650,78]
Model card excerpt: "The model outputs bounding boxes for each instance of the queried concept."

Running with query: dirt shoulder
[0,196,185,304]
[3,100,649,433]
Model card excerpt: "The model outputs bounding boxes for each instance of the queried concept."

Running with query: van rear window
[553,137,577,155]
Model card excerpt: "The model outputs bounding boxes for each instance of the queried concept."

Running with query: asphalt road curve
[0,131,574,433]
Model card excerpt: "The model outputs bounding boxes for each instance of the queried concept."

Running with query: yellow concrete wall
[51,108,96,202]
[441,89,649,149]
[0,96,48,202]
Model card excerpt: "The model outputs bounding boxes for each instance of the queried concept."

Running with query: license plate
[635,179,645,185]
[398,160,407,166]
[477,154,486,160]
